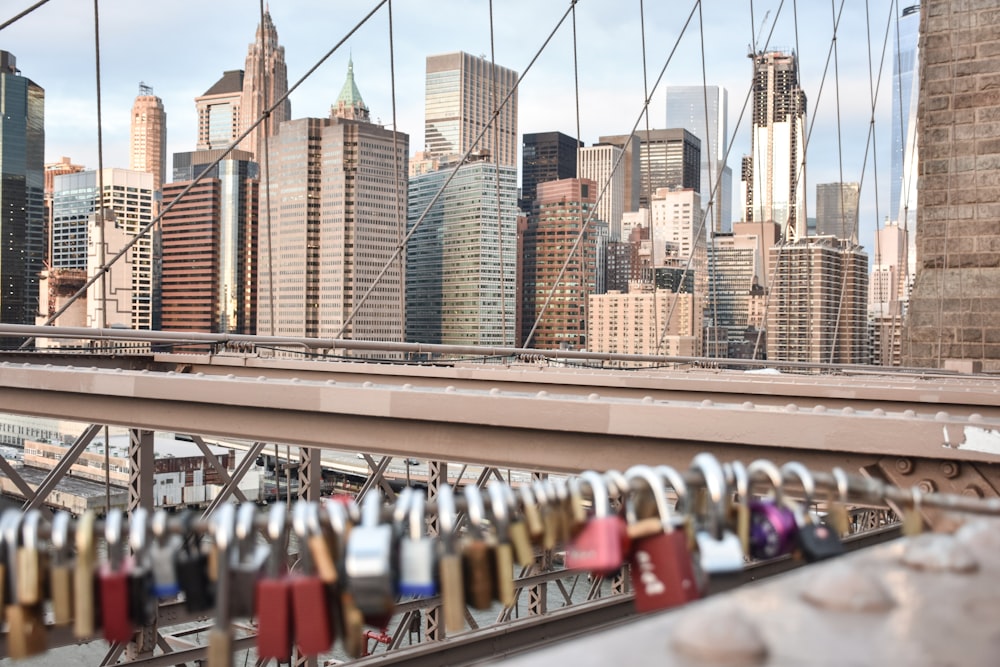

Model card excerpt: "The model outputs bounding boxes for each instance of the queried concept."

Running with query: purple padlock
[748,500,797,560]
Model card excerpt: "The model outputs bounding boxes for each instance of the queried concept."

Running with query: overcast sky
[2,0,906,247]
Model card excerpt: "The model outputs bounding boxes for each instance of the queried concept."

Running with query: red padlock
[565,471,627,576]
[291,502,334,656]
[256,503,293,663]
[99,509,135,643]
[624,465,700,613]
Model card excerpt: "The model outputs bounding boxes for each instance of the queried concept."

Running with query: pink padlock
[565,471,628,576]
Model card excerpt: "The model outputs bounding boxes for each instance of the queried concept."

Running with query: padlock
[437,483,466,634]
[345,491,397,622]
[505,484,536,566]
[149,509,182,599]
[781,462,845,563]
[231,502,268,618]
[828,467,853,536]
[5,510,47,659]
[50,510,75,625]
[208,503,235,667]
[127,507,157,627]
[690,454,745,575]
[398,489,438,598]
[723,460,752,558]
[17,509,45,605]
[623,465,701,612]
[255,502,293,663]
[461,484,497,610]
[531,480,558,551]
[486,480,516,607]
[565,471,628,576]
[325,499,360,656]
[747,459,797,560]
[518,483,545,545]
[549,478,574,545]
[291,501,334,656]
[174,511,214,612]
[656,464,694,551]
[73,510,99,639]
[99,508,135,643]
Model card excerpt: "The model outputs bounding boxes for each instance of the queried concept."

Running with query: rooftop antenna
[138,81,153,96]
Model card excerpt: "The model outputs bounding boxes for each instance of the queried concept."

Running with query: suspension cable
[489,0,507,345]
[525,1,700,348]
[637,0,659,353]
[0,0,50,31]
[259,0,276,336]
[21,0,390,350]
[336,0,580,340]
[387,0,405,343]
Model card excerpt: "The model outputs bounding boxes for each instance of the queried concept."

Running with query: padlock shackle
[20,509,42,553]
[266,502,289,578]
[690,454,728,540]
[105,508,125,571]
[624,464,674,532]
[1,509,21,601]
[437,484,458,551]
[360,491,384,528]
[129,507,150,559]
[235,501,258,562]
[393,487,415,535]
[408,490,426,542]
[655,465,690,515]
[832,467,850,505]
[576,470,610,519]
[780,461,816,504]
[486,480,510,542]
[463,484,489,537]
[747,459,784,503]
[725,460,749,503]
[51,510,73,562]
[291,501,314,574]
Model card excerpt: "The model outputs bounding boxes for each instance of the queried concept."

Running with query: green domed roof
[337,57,366,109]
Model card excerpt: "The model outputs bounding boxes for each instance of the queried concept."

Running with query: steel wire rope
[826,0,850,365]
[335,1,581,341]
[20,0,391,350]
[697,0,720,362]
[656,0,788,362]
[637,0,661,357]
[0,0,50,31]
[524,2,701,349]
[387,0,405,347]
[752,1,856,363]
[489,0,508,346]
[937,1,961,368]
[259,0,277,337]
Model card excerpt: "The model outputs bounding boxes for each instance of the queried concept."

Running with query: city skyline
[4,1,903,244]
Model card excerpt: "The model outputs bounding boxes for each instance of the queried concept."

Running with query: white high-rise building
[666,85,732,233]
[52,169,156,330]
[741,51,807,241]
[577,144,625,239]
[650,187,702,267]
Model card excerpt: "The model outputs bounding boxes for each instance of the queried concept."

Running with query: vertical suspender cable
[259,0,277,337]
[637,0,660,356]
[387,0,404,347]
[489,0,507,346]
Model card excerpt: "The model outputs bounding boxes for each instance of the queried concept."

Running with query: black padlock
[173,512,214,612]
[127,508,157,626]
[780,462,845,563]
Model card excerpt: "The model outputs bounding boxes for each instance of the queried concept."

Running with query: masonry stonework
[903,0,1000,370]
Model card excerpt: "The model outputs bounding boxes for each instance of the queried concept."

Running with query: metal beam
[190,435,247,504]
[0,456,51,519]
[24,423,102,512]
[200,441,267,519]
[128,428,154,512]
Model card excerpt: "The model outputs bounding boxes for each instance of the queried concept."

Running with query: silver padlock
[149,509,182,599]
[345,491,397,618]
[691,453,745,575]
[398,490,437,597]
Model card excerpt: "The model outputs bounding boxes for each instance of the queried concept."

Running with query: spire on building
[332,57,370,122]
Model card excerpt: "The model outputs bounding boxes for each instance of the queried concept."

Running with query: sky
[2,0,907,250]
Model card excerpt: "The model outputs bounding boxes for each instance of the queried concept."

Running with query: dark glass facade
[520,132,580,213]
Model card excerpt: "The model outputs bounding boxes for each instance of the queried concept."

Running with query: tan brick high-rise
[129,84,167,193]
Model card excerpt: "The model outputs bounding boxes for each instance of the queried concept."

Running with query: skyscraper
[766,238,869,364]
[239,9,291,163]
[577,144,625,239]
[520,131,580,212]
[129,83,167,194]
[196,70,244,151]
[407,158,518,346]
[742,51,807,241]
[52,169,156,330]
[599,129,700,210]
[0,51,45,332]
[424,52,518,167]
[257,63,409,344]
[162,149,258,334]
[890,4,920,284]
[520,178,600,349]
[666,85,732,232]
[815,182,860,241]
